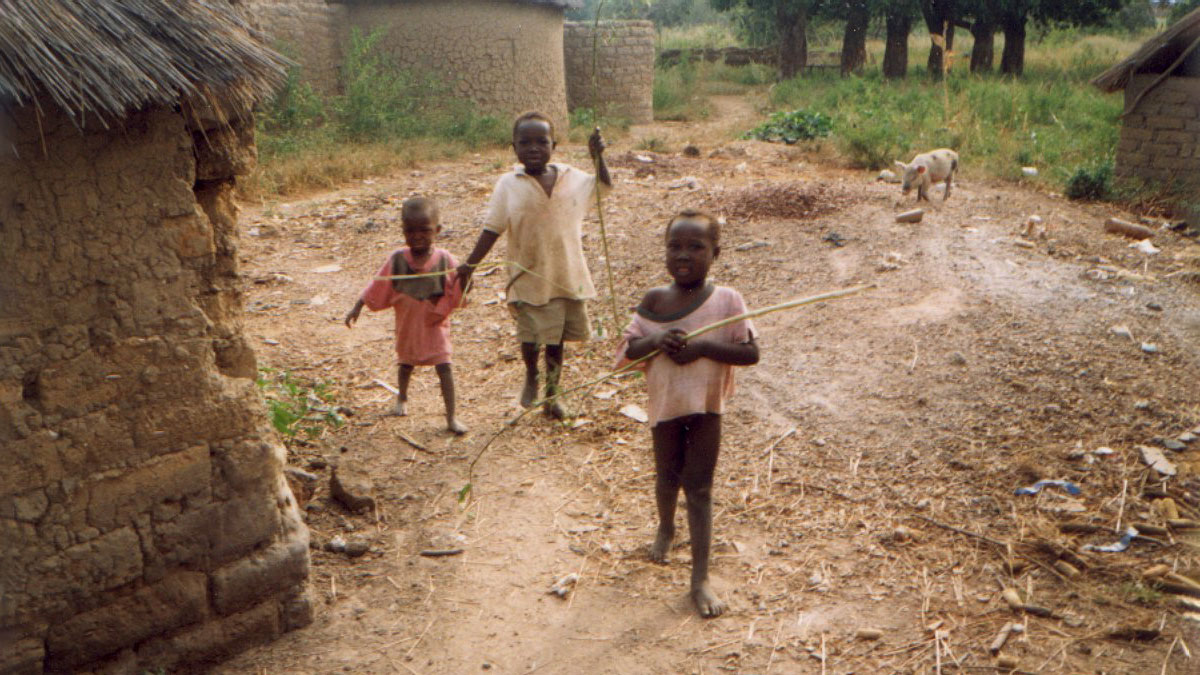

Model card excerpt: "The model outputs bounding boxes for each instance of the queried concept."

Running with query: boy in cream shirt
[458,111,611,418]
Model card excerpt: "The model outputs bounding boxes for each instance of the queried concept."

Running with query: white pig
[895,148,959,202]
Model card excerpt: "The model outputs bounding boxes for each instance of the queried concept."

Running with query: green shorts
[509,299,591,345]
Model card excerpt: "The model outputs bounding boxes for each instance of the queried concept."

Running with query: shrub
[743,110,833,144]
[257,369,344,441]
[1065,161,1113,200]
[653,62,709,121]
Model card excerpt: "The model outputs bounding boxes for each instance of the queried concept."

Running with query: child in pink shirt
[619,209,759,618]
[345,197,467,434]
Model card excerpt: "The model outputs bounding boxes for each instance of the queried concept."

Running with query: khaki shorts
[509,299,591,345]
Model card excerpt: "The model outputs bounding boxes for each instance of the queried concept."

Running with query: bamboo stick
[590,0,621,335]
[458,284,876,501]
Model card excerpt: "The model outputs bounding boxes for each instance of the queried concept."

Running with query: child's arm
[626,328,686,360]
[588,128,612,189]
[344,299,365,328]
[456,229,500,289]
[668,336,759,366]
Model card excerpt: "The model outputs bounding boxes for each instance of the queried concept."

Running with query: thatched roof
[0,0,289,122]
[1092,7,1200,92]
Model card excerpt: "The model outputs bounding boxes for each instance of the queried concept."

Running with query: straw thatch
[0,0,289,122]
[1092,6,1200,92]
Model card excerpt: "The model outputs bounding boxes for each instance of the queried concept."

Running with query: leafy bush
[743,110,833,144]
[1065,161,1113,200]
[653,62,709,121]
[257,369,345,441]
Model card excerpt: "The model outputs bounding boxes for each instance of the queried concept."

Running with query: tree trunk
[883,10,911,79]
[969,20,995,72]
[1000,12,1026,76]
[921,0,957,78]
[778,6,809,79]
[841,0,870,76]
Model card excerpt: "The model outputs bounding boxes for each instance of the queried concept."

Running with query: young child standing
[619,209,759,618]
[345,197,467,434]
[457,111,611,419]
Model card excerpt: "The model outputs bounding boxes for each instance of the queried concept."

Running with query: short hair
[512,111,556,142]
[666,208,720,248]
[401,196,438,225]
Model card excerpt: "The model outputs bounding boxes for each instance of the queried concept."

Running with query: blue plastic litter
[1082,527,1138,553]
[1014,479,1082,496]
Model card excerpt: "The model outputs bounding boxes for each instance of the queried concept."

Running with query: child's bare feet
[520,375,537,408]
[691,579,726,618]
[649,526,674,563]
[447,417,468,435]
[389,397,407,416]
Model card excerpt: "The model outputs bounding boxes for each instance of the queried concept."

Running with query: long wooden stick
[590,0,621,334]
[1122,33,1200,118]
[459,284,876,500]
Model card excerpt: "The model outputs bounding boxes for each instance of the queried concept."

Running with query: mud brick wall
[1117,75,1200,186]
[0,99,311,673]
[564,20,655,124]
[344,0,570,134]
[658,46,777,67]
[237,0,346,95]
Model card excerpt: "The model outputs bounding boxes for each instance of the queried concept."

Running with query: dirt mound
[703,180,854,222]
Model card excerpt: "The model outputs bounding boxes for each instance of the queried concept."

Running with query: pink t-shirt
[359,247,463,366]
[616,286,757,426]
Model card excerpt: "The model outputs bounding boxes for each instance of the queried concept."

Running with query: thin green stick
[590,0,621,336]
[458,284,876,501]
[375,261,580,297]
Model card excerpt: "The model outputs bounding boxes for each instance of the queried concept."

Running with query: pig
[895,148,959,202]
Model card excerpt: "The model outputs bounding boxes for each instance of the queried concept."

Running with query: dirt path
[219,109,1200,673]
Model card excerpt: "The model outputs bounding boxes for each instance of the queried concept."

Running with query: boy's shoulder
[636,285,674,312]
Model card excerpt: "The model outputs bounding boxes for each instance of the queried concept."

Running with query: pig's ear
[916,165,927,174]
[894,161,907,170]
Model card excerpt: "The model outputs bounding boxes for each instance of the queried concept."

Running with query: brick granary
[1,2,312,672]
[1093,6,1200,223]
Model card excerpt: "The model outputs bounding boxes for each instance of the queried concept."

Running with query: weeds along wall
[0,98,311,673]
[1117,74,1200,202]
[564,20,655,124]
[238,0,345,95]
[342,0,570,133]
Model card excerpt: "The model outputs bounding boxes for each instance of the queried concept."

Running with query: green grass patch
[653,61,711,121]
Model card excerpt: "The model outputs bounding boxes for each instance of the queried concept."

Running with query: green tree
[711,0,824,78]
[883,0,920,78]
[1170,0,1200,22]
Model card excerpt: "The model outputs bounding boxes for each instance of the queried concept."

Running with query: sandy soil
[218,97,1200,674]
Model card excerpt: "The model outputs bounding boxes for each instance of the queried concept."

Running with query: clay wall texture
[238,0,346,95]
[343,0,570,134]
[0,99,311,673]
[564,20,655,124]
[1117,75,1200,186]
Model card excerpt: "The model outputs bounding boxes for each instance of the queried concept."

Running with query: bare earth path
[219,100,1200,673]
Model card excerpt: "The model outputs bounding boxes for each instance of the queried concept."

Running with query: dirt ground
[219,97,1200,674]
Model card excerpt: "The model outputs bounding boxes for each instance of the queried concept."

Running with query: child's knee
[682,479,712,505]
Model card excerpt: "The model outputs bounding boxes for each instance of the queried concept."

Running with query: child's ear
[712,245,721,259]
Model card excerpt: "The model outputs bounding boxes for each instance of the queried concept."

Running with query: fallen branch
[399,432,434,455]
[459,285,877,501]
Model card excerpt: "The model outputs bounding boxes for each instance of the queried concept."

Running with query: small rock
[876,169,900,183]
[308,457,329,470]
[1140,342,1159,354]
[1146,302,1163,311]
[949,351,968,366]
[1134,399,1152,410]
[313,263,343,274]
[344,540,371,558]
[1139,445,1177,476]
[1157,438,1186,452]
[895,209,924,224]
[1110,325,1133,340]
[1021,166,1039,176]
[855,628,883,640]
[619,404,649,424]
[331,459,376,513]
[682,144,700,157]
[549,573,579,598]
[1179,432,1196,444]
[286,467,319,483]
[325,535,347,553]
[735,240,770,252]
[822,232,846,247]
[668,176,700,190]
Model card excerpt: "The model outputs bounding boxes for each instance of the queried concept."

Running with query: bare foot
[519,377,537,408]
[544,399,568,420]
[691,580,726,618]
[389,398,407,416]
[447,417,468,435]
[649,527,674,563]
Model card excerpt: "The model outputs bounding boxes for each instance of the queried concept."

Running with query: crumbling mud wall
[564,20,655,124]
[344,0,570,134]
[0,99,311,673]
[237,0,345,95]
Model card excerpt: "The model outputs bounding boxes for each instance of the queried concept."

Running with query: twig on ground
[398,431,434,454]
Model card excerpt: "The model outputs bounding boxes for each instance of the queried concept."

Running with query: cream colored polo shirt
[482,163,607,306]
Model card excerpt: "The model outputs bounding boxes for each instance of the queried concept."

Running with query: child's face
[513,120,555,174]
[402,216,439,254]
[665,218,718,287]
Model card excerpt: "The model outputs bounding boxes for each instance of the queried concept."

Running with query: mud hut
[1,2,312,672]
[1092,7,1200,212]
